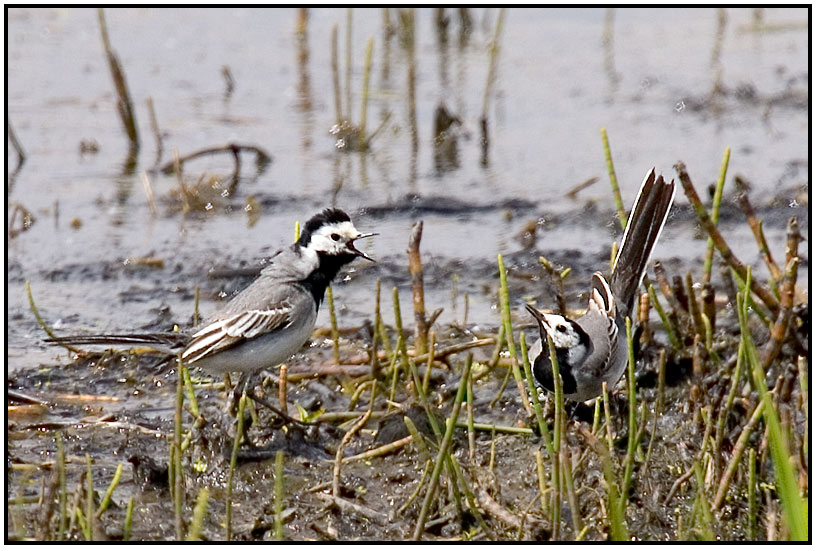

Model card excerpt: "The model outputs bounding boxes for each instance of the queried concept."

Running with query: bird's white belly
[192,308,317,374]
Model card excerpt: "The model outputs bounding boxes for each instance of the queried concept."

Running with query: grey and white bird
[525,169,675,402]
[47,209,376,376]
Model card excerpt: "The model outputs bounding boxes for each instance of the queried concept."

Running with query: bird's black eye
[331,233,341,241]
[556,325,567,333]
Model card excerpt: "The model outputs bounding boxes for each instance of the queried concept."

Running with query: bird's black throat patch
[532,345,578,396]
[297,251,357,310]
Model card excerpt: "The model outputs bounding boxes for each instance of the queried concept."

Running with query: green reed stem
[702,147,730,283]
[327,286,341,365]
[601,127,627,229]
[737,268,806,540]
[747,447,757,539]
[359,36,374,143]
[497,254,534,415]
[412,357,471,540]
[274,450,286,540]
[226,393,248,541]
[620,317,637,517]
[56,433,67,540]
[546,335,563,538]
[84,454,94,541]
[186,487,209,541]
[647,284,680,350]
[122,497,135,541]
[95,463,123,519]
[520,332,553,454]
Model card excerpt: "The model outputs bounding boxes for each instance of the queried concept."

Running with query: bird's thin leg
[246,392,310,429]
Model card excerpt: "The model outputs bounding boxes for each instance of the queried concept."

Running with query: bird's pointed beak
[525,304,561,340]
[349,232,378,262]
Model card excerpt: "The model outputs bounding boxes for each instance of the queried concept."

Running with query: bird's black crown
[297,208,352,247]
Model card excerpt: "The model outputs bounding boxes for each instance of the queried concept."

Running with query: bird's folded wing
[182,306,293,364]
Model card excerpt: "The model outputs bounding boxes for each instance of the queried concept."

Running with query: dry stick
[412,358,471,540]
[712,398,765,511]
[407,221,428,354]
[654,261,687,324]
[343,435,413,463]
[145,97,163,167]
[421,331,436,395]
[702,147,731,283]
[675,161,780,317]
[278,364,288,416]
[97,8,139,149]
[638,292,651,344]
[85,454,94,541]
[685,272,705,340]
[159,143,271,175]
[735,176,783,282]
[413,337,494,364]
[140,171,158,217]
[760,218,801,369]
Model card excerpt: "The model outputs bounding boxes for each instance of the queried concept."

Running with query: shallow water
[5,7,810,541]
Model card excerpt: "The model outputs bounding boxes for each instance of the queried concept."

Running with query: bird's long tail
[45,332,187,353]
[610,169,676,318]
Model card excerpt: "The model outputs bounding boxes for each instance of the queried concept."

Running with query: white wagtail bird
[47,209,376,380]
[525,169,675,402]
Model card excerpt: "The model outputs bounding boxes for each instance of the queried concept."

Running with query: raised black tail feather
[45,332,188,353]
[610,169,675,318]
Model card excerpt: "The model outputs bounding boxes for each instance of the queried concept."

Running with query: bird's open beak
[349,232,378,261]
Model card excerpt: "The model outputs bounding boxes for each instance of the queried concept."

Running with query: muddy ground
[6,7,809,542]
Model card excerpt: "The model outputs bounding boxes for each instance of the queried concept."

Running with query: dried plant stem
[735,177,782,282]
[408,221,428,354]
[760,219,800,368]
[97,8,139,149]
[702,147,730,283]
[675,161,780,316]
[145,96,163,166]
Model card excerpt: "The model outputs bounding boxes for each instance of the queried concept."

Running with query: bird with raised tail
[526,169,675,402]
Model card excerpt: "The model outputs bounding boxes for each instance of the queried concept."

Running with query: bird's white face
[540,313,582,349]
[305,221,375,260]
